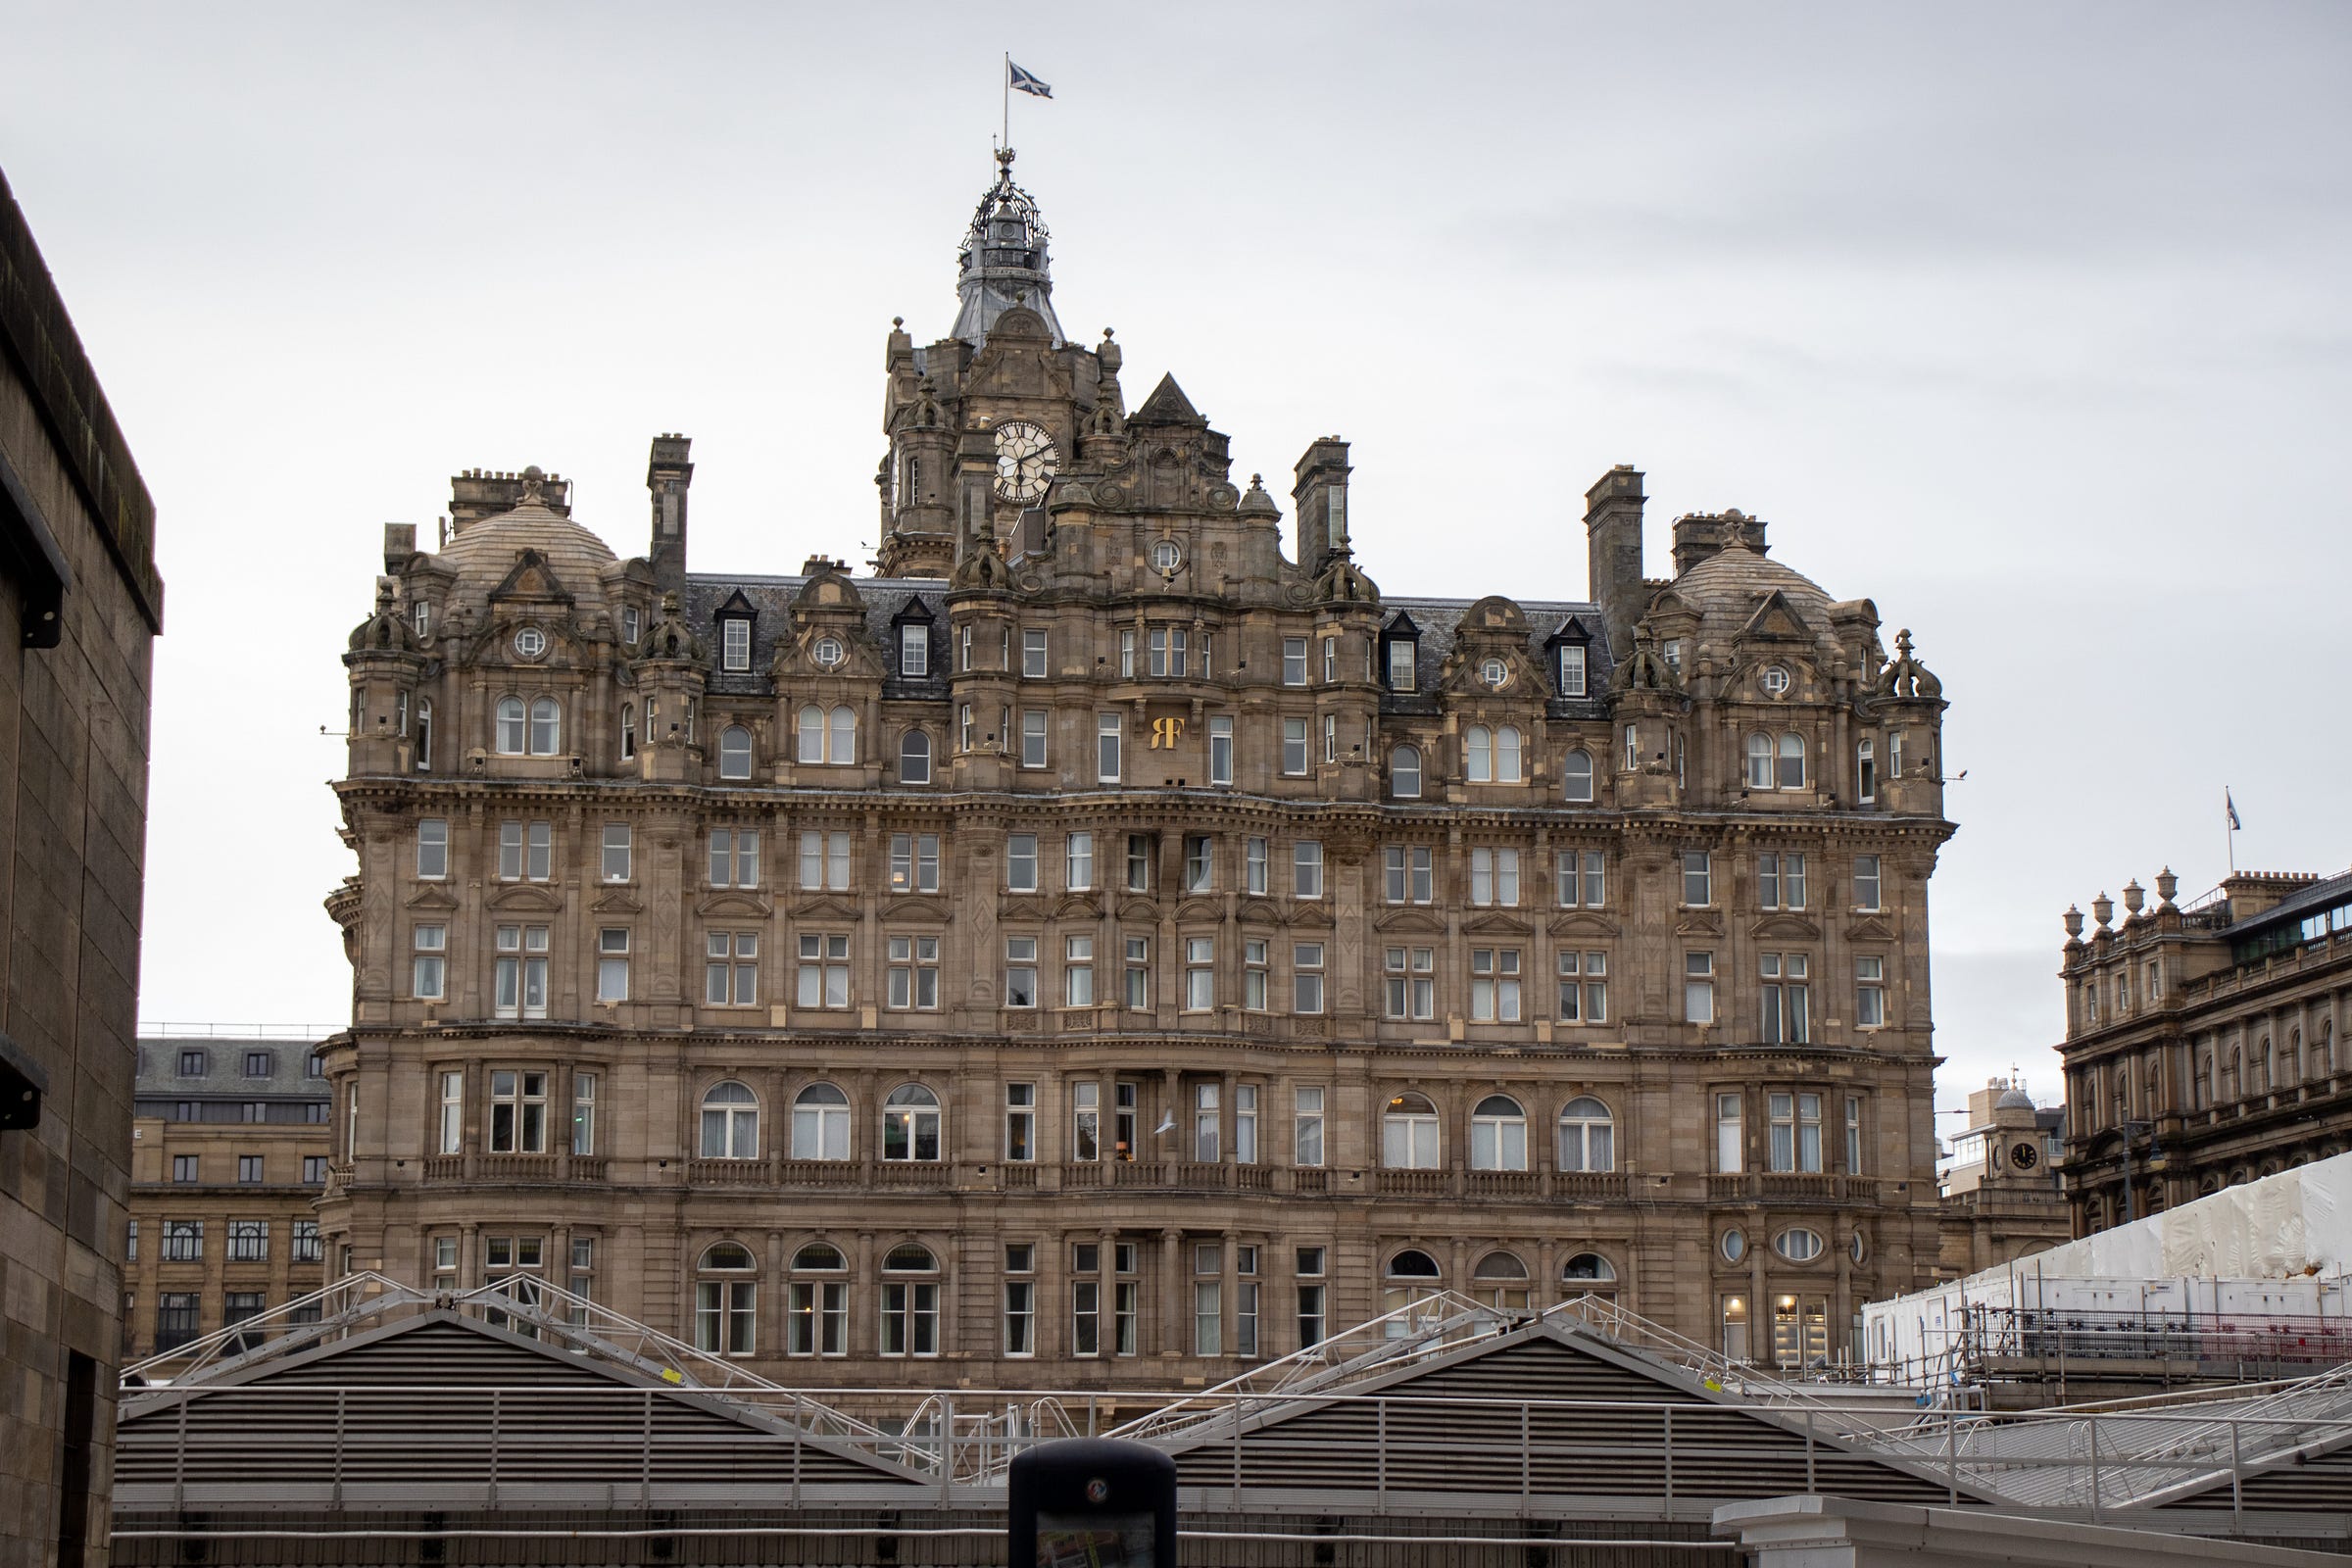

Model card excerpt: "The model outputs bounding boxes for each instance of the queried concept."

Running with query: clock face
[992,419,1058,502]
[2011,1142,2039,1169]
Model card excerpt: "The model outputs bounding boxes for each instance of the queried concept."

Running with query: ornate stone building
[321,151,1956,1387]
[1936,1075,2068,1278]
[2057,866,2352,1232]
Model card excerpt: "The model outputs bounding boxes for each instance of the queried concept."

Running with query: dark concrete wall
[0,163,162,1568]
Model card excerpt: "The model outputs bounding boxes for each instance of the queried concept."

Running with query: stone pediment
[1740,590,1810,642]
[1173,897,1223,924]
[588,887,644,915]
[404,884,461,913]
[1462,910,1534,938]
[1115,897,1158,922]
[881,895,950,922]
[486,883,563,913]
[1235,898,1283,926]
[487,550,573,606]
[1846,913,1896,942]
[790,895,859,922]
[1372,907,1446,935]
[1749,913,1823,942]
[696,891,771,920]
[1286,903,1337,930]
[996,892,1048,919]
[1673,910,1726,938]
[1052,893,1102,921]
[1547,910,1621,940]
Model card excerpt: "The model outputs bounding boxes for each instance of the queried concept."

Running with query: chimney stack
[647,434,694,596]
[1584,466,1646,662]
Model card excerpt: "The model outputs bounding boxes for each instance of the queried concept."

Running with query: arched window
[717,725,753,780]
[414,699,433,771]
[495,697,526,755]
[528,697,562,756]
[1745,733,1773,790]
[2320,1020,2335,1078]
[788,1243,847,1356]
[1381,1248,1444,1329]
[882,1084,941,1162]
[900,730,932,785]
[796,705,825,763]
[1391,745,1422,800]
[1561,1251,1617,1288]
[1558,1097,1616,1172]
[1495,726,1523,783]
[619,702,635,761]
[1856,738,1876,802]
[1382,1092,1440,1169]
[699,1081,760,1159]
[1776,733,1805,789]
[694,1242,757,1355]
[1562,750,1593,803]
[1470,1095,1527,1171]
[879,1243,940,1357]
[2225,1049,2242,1102]
[2257,1038,2274,1094]
[830,705,857,764]
[791,1083,851,1161]
[1473,1250,1531,1310]
[2287,1028,2303,1085]
[1465,726,1493,783]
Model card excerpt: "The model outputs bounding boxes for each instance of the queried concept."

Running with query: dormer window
[412,600,430,640]
[620,605,640,645]
[901,623,929,676]
[1663,640,1684,678]
[721,618,752,672]
[1558,645,1587,697]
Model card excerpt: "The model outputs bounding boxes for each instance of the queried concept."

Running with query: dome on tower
[1669,540,1835,643]
[951,148,1065,349]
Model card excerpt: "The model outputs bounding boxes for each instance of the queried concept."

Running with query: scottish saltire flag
[2228,790,2242,831]
[1008,61,1053,98]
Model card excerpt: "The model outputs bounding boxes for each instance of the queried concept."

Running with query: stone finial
[2123,879,2145,916]
[2091,892,2114,929]
[2155,866,2179,906]
[2063,905,2084,939]
[519,465,545,504]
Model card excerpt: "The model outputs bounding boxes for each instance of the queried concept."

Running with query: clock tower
[874,149,1121,577]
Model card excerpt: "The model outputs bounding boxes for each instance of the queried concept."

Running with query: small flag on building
[2228,790,2242,831]
[1008,61,1053,98]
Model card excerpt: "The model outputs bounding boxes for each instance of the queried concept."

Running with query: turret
[951,148,1063,348]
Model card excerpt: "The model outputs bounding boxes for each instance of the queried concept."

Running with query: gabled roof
[1149,1315,1979,1510]
[116,1311,930,1509]
[1130,371,1203,425]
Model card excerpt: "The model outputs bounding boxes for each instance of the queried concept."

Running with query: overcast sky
[7,2,2346,1125]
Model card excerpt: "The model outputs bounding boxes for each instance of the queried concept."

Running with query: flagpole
[1003,52,1009,153]
[2227,786,2236,874]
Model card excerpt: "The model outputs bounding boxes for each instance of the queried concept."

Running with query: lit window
[881,1086,942,1162]
[1382,1095,1440,1168]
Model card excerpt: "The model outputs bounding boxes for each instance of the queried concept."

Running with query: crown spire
[951,148,1064,349]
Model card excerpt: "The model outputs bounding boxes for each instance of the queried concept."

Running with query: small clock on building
[2011,1142,2039,1170]
[991,419,1058,502]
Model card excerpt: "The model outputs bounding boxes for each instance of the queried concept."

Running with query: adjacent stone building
[321,151,1956,1389]
[0,166,165,1567]
[1936,1075,2068,1278]
[2057,866,2352,1232]
[122,1034,330,1365]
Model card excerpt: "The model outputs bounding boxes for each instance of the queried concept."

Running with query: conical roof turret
[951,148,1065,348]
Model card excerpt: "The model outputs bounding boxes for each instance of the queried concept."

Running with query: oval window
[514,625,548,660]
[813,636,844,667]
[1721,1228,1745,1263]
[1849,1231,1868,1263]
[1760,664,1790,696]
[1482,657,1508,688]
[1151,539,1182,574]
[1774,1227,1825,1262]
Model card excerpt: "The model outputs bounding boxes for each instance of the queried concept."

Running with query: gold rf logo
[1149,716,1185,749]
